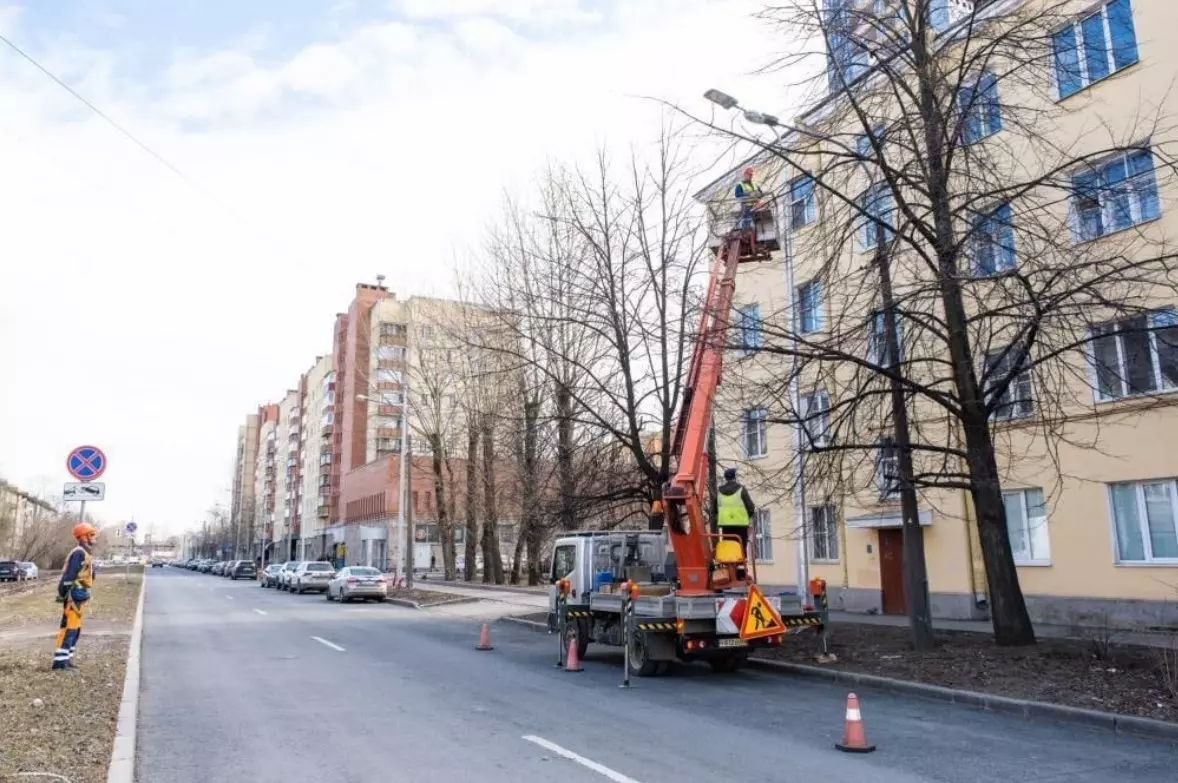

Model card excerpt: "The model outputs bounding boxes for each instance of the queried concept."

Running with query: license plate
[718,638,748,648]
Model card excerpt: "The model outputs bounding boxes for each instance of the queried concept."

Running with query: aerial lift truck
[547,190,829,676]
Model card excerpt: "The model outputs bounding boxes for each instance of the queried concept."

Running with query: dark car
[230,560,256,581]
[0,560,25,582]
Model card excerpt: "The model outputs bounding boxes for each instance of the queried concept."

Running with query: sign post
[125,521,138,579]
[65,445,107,533]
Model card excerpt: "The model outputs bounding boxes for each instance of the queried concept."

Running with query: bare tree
[698,0,1177,645]
[465,122,709,538]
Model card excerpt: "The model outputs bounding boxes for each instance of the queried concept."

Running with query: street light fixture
[704,88,781,127]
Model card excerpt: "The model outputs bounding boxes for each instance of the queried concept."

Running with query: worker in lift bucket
[734,167,763,229]
[716,467,756,576]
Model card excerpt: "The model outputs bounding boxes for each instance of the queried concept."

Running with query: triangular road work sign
[739,583,786,640]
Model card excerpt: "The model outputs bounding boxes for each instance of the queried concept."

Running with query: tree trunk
[509,534,525,584]
[556,381,576,530]
[463,426,480,582]
[480,413,504,584]
[430,433,456,581]
[521,398,542,586]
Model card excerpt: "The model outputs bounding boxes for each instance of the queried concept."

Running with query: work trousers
[52,598,87,670]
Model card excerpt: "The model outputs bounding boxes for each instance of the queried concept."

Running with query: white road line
[225,595,234,600]
[522,736,642,783]
[253,608,268,616]
[312,636,346,652]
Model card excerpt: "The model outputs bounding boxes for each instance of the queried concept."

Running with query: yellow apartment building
[701,0,1178,629]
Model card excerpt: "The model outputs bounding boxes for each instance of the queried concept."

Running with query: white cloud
[0,0,795,536]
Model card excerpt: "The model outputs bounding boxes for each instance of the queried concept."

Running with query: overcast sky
[0,0,789,538]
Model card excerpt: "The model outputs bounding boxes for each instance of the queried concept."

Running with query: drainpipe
[778,184,809,596]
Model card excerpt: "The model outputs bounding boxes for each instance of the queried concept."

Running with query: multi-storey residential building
[253,404,279,562]
[0,479,56,556]
[702,0,1177,630]
[299,354,333,560]
[274,388,301,561]
[230,413,259,554]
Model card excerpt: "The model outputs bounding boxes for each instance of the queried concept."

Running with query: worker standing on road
[734,167,763,229]
[52,522,97,671]
[717,468,757,572]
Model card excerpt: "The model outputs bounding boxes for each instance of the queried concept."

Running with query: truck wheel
[628,634,660,677]
[562,619,589,661]
[708,652,749,673]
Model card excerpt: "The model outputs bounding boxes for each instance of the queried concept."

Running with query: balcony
[321,423,334,437]
[317,504,330,520]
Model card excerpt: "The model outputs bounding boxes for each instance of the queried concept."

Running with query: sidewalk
[417,576,1174,649]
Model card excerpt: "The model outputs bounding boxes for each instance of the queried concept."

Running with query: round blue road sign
[67,445,107,482]
[126,521,138,535]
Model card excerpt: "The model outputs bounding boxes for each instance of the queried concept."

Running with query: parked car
[259,564,283,587]
[278,561,304,591]
[326,566,387,603]
[230,560,256,580]
[150,558,164,568]
[0,560,25,582]
[18,562,38,579]
[290,561,335,594]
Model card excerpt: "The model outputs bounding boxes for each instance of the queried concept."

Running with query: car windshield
[349,567,380,576]
[306,563,332,572]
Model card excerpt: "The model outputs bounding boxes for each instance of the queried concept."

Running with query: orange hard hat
[73,522,97,540]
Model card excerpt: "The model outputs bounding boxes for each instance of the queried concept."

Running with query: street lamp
[704,89,782,127]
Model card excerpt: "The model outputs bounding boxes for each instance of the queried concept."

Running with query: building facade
[299,354,333,560]
[705,0,1178,629]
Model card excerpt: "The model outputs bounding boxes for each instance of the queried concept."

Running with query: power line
[0,29,197,186]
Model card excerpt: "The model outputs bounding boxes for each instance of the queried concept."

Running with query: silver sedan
[325,566,388,603]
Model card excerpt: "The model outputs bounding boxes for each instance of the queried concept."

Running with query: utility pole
[405,433,414,589]
[395,374,411,587]
[874,225,934,651]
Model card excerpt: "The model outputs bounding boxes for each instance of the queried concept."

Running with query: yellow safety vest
[716,490,750,527]
[737,180,760,200]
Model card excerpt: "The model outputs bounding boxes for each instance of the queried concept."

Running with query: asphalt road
[136,568,1177,782]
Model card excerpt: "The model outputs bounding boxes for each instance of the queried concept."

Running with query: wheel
[708,651,749,673]
[295,585,303,595]
[325,589,333,601]
[627,633,660,677]
[562,619,589,661]
[341,592,350,604]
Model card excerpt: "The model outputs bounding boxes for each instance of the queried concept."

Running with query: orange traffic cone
[564,637,583,672]
[475,623,493,651]
[835,693,875,753]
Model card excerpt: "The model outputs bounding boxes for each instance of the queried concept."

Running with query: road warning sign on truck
[739,584,785,640]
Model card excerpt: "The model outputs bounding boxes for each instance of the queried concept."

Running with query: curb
[425,580,546,597]
[501,616,549,633]
[383,596,480,610]
[749,658,1178,742]
[384,597,421,609]
[107,573,147,783]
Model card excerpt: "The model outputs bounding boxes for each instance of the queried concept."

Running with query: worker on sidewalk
[52,522,97,670]
[734,167,763,229]
[717,468,757,571]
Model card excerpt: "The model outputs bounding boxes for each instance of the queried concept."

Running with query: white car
[19,562,38,580]
[326,566,388,603]
[290,561,335,594]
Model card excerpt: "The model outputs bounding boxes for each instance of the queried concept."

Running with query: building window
[737,304,763,353]
[971,202,1016,276]
[797,280,824,334]
[1109,481,1178,563]
[984,347,1033,420]
[377,345,406,361]
[958,72,1002,145]
[856,182,893,250]
[1052,0,1139,100]
[800,389,831,449]
[810,504,839,561]
[1002,488,1050,564]
[742,408,768,459]
[789,175,816,230]
[1071,149,1160,242]
[752,508,773,562]
[1088,310,1178,401]
[867,311,903,367]
[874,437,899,500]
[375,369,402,384]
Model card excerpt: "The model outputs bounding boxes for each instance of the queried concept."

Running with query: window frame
[741,408,769,459]
[809,504,840,562]
[1086,309,1178,402]
[867,310,903,367]
[737,303,763,355]
[1069,148,1161,243]
[788,175,817,231]
[752,508,773,563]
[799,388,832,449]
[1051,0,1140,100]
[856,182,894,251]
[874,437,900,500]
[958,71,1002,145]
[971,202,1017,277]
[797,279,825,334]
[1002,488,1051,565]
[984,346,1033,421]
[1108,480,1178,565]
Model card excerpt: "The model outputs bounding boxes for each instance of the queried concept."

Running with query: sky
[0,0,792,538]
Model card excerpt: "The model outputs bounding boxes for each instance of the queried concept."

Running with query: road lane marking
[522,736,642,783]
[253,608,267,616]
[225,595,234,600]
[312,636,346,652]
